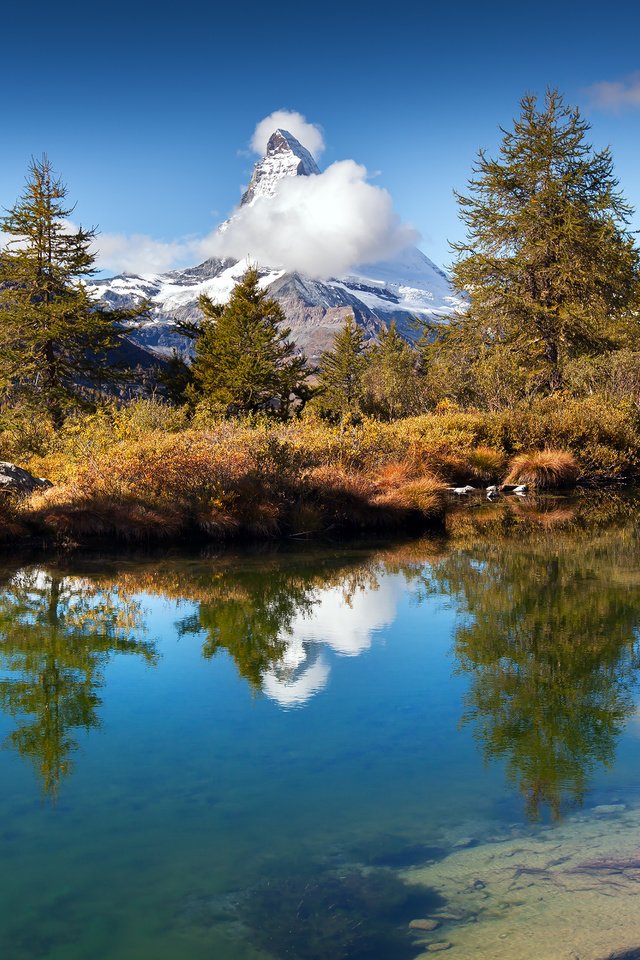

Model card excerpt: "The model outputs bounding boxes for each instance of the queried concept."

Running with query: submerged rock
[409,918,440,931]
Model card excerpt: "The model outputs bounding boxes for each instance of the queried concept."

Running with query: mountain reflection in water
[0,491,639,823]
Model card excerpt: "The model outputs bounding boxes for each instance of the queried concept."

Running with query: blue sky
[2,0,640,273]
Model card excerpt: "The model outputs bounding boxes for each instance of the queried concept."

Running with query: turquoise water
[2,495,640,959]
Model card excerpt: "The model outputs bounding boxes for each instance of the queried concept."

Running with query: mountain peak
[241,128,320,206]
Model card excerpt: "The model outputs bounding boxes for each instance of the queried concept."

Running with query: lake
[1,492,640,960]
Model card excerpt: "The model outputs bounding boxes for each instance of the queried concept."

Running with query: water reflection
[0,494,639,819]
[431,496,640,819]
[166,556,409,705]
[256,576,403,705]
[0,568,156,797]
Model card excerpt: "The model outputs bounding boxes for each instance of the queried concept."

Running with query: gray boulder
[0,462,52,494]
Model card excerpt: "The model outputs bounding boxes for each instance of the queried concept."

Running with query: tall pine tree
[189,267,310,416]
[316,315,369,420]
[450,89,640,392]
[0,155,146,425]
[364,321,424,419]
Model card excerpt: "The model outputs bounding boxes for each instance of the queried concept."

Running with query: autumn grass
[504,449,580,489]
[0,392,639,545]
[19,430,447,544]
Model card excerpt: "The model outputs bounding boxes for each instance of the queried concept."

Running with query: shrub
[504,449,580,489]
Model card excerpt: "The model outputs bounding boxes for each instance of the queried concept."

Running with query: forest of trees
[1,90,639,431]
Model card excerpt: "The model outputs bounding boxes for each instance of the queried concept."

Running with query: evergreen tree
[0,155,146,426]
[449,89,640,393]
[364,321,424,419]
[316,315,368,420]
[189,267,310,416]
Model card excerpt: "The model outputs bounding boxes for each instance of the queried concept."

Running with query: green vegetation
[443,88,640,397]
[315,316,369,420]
[0,155,146,427]
[0,392,639,543]
[364,321,425,420]
[1,91,640,544]
[185,266,311,416]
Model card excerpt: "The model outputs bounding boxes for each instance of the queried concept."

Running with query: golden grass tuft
[504,449,580,489]
[374,476,445,516]
[463,446,508,483]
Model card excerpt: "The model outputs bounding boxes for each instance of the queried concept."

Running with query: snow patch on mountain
[240,129,320,206]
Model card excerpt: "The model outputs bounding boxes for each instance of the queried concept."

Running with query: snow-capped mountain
[239,128,320,206]
[90,129,463,358]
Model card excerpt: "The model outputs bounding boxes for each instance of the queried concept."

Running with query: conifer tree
[190,267,310,416]
[316,315,369,419]
[0,155,146,426]
[364,321,424,419]
[449,89,640,392]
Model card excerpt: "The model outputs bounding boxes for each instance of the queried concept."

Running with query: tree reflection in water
[1,493,639,818]
[430,497,640,820]
[0,568,156,798]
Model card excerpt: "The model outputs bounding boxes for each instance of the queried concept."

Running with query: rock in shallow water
[409,918,440,931]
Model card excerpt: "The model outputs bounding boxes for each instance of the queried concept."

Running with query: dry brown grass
[7,394,634,545]
[504,449,580,489]
[21,432,446,544]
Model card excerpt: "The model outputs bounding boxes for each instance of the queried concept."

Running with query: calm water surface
[2,494,640,960]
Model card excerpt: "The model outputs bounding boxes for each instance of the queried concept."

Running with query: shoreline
[1,483,637,555]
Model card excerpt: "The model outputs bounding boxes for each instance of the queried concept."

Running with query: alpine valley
[90,129,464,358]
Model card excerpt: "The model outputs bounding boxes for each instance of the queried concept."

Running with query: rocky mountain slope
[90,130,464,358]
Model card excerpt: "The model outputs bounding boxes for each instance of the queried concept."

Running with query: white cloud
[202,159,419,278]
[92,233,197,275]
[250,109,325,158]
[586,73,640,111]
[1,221,196,276]
[290,577,403,656]
[3,114,417,281]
